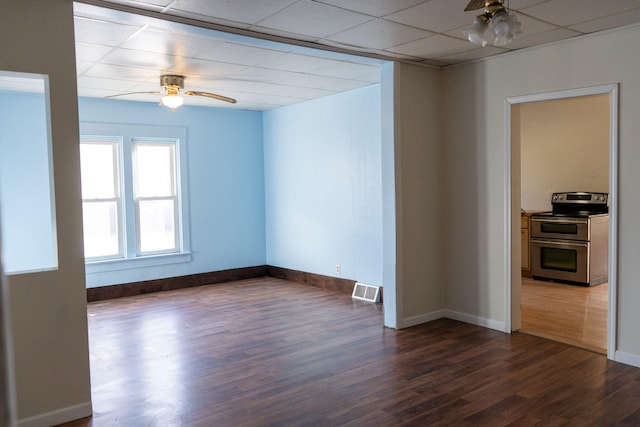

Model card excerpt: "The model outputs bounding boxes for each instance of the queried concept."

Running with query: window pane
[82,201,120,258]
[134,144,174,197]
[80,143,117,199]
[138,199,176,253]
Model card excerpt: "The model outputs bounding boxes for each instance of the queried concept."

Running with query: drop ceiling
[68,0,640,110]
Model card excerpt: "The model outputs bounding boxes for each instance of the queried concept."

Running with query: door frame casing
[504,84,619,359]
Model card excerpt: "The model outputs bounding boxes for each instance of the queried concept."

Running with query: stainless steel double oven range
[530,192,609,286]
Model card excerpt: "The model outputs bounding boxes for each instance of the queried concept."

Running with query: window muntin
[80,140,122,259]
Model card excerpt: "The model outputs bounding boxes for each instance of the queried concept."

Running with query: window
[79,123,190,271]
[133,141,178,254]
[80,139,121,259]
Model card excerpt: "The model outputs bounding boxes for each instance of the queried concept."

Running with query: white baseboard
[614,350,640,368]
[399,309,506,332]
[443,309,506,332]
[400,310,446,329]
[18,401,92,427]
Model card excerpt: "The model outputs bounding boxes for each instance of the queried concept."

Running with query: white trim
[614,351,640,369]
[504,95,513,333]
[17,401,92,427]
[505,83,619,360]
[80,122,192,278]
[400,310,446,329]
[607,85,619,360]
[85,251,192,273]
[398,309,506,332]
[444,310,506,332]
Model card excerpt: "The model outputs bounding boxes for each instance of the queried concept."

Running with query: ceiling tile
[77,76,139,92]
[75,42,114,62]
[327,18,434,50]
[313,0,427,17]
[255,0,373,38]
[257,53,342,73]
[76,61,94,75]
[195,42,289,66]
[504,27,582,50]
[230,67,347,89]
[310,62,380,80]
[319,79,373,92]
[569,8,640,33]
[83,63,161,81]
[170,0,299,25]
[508,0,553,9]
[386,0,477,33]
[521,0,640,26]
[101,48,180,70]
[169,58,249,77]
[387,34,474,58]
[74,17,143,46]
[120,27,223,57]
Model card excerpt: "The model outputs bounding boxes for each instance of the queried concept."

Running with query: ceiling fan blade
[184,90,237,104]
[464,0,486,11]
[105,91,162,99]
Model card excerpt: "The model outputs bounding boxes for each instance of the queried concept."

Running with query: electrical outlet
[336,264,341,275]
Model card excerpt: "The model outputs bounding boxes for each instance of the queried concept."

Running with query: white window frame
[80,137,124,261]
[80,123,191,273]
[132,139,180,256]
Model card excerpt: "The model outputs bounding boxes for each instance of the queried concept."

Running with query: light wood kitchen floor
[521,277,608,354]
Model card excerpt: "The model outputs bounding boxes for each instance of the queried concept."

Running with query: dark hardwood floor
[58,277,640,426]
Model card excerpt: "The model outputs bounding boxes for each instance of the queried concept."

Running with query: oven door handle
[530,238,589,247]
[530,218,588,224]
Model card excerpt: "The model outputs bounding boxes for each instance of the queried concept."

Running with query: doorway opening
[506,84,618,358]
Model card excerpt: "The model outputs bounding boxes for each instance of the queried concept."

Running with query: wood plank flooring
[57,277,640,426]
[521,277,607,354]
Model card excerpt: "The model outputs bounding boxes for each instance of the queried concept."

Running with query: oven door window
[540,247,578,272]
[540,222,578,235]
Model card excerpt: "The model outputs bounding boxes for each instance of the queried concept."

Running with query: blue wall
[0,92,57,274]
[263,85,383,286]
[78,97,266,287]
[1,88,382,288]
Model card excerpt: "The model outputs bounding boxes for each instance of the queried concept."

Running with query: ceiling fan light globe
[491,10,511,38]
[507,13,522,36]
[463,17,489,46]
[161,93,184,110]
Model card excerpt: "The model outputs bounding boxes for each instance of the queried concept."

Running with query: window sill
[85,252,192,274]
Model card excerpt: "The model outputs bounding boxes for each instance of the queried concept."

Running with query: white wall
[519,95,609,211]
[0,1,92,424]
[442,25,640,363]
[391,62,445,328]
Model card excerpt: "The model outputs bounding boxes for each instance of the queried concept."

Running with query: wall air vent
[352,282,380,303]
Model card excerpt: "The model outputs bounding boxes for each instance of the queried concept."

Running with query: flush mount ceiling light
[463,0,521,47]
[106,74,237,111]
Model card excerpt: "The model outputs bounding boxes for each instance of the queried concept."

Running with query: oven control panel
[551,192,608,205]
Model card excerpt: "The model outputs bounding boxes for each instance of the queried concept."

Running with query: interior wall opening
[507,85,618,358]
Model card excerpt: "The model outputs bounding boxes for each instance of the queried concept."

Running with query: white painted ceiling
[67,0,640,110]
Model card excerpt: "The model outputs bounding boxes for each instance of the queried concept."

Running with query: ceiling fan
[106,74,237,110]
[463,0,521,47]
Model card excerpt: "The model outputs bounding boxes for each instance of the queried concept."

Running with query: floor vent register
[352,282,380,303]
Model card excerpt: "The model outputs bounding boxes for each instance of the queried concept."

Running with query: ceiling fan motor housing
[161,74,184,90]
